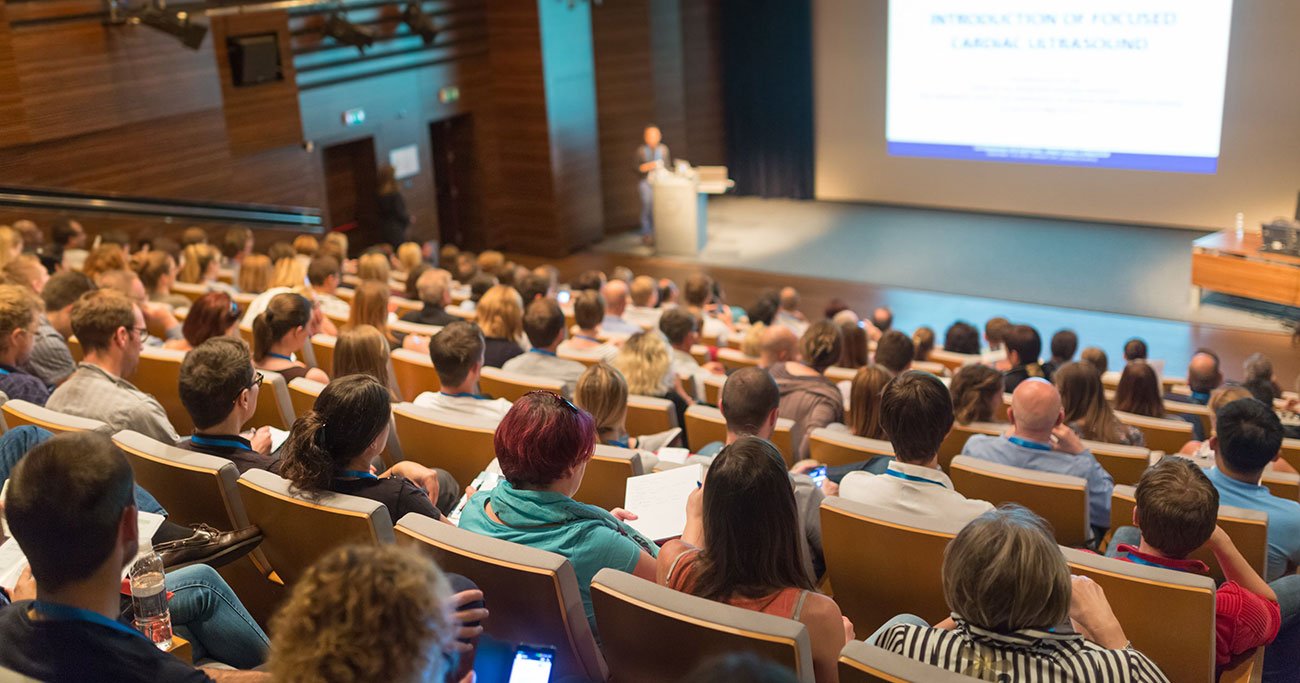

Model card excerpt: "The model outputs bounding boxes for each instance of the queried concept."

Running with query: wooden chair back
[1162,400,1212,440]
[479,367,565,403]
[391,403,498,488]
[1,400,107,435]
[1084,439,1152,486]
[133,347,192,435]
[702,374,726,405]
[625,394,677,439]
[1279,437,1300,472]
[808,428,894,469]
[67,336,83,363]
[573,444,644,511]
[681,404,794,466]
[838,641,982,683]
[716,348,759,371]
[1115,411,1194,454]
[928,348,982,374]
[250,370,295,430]
[949,455,1091,547]
[936,422,1003,472]
[287,377,325,418]
[391,348,440,402]
[309,334,336,377]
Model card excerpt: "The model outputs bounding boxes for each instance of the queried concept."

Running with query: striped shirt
[878,617,1169,682]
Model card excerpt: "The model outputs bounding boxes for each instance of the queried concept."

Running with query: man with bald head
[599,279,641,335]
[775,286,808,336]
[1164,350,1222,440]
[961,377,1114,539]
[758,325,798,369]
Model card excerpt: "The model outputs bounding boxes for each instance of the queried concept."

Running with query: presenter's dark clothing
[376,191,410,248]
[636,144,671,237]
[635,144,671,178]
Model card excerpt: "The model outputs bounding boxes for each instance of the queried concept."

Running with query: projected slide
[886,1,1234,173]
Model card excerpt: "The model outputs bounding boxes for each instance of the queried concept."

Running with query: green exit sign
[438,86,460,104]
[342,108,366,127]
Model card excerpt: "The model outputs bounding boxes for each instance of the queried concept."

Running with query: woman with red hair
[165,291,241,351]
[458,391,659,632]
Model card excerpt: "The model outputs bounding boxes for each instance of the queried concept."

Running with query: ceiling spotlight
[136,2,207,50]
[323,13,375,53]
[402,2,438,45]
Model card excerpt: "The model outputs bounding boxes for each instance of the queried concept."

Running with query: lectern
[651,165,733,256]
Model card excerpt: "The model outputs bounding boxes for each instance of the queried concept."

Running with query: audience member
[305,255,349,321]
[395,241,423,273]
[769,321,844,460]
[345,280,399,350]
[503,298,586,397]
[0,285,50,405]
[942,320,981,355]
[476,284,525,367]
[571,269,605,293]
[0,226,21,272]
[747,289,780,328]
[219,227,253,276]
[166,292,241,352]
[177,244,225,293]
[403,262,431,302]
[180,226,207,248]
[1114,360,1165,418]
[683,274,731,344]
[458,391,658,631]
[657,277,679,307]
[962,378,1114,537]
[659,436,850,683]
[477,250,505,276]
[574,363,634,448]
[840,371,994,522]
[1057,361,1144,446]
[24,270,94,385]
[268,256,307,292]
[836,321,869,369]
[1178,386,1254,466]
[178,337,277,472]
[134,251,189,309]
[357,252,391,286]
[613,331,691,428]
[872,506,1167,681]
[100,268,183,343]
[1081,345,1109,372]
[599,279,641,336]
[415,321,512,421]
[625,274,662,328]
[949,364,1004,425]
[251,293,328,384]
[1001,323,1046,391]
[870,306,893,336]
[334,325,400,400]
[558,290,618,363]
[842,365,892,440]
[982,316,1011,365]
[47,291,181,444]
[1166,349,1222,439]
[1041,328,1078,378]
[774,286,809,336]
[453,252,479,283]
[51,218,88,271]
[398,268,457,328]
[911,326,935,361]
[83,244,128,283]
[280,374,458,516]
[660,307,724,402]
[236,254,272,294]
[3,254,48,294]
[873,330,913,376]
[1124,337,1149,361]
[757,324,798,369]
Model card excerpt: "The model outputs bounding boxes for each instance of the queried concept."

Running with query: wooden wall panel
[592,0,653,233]
[0,1,28,147]
[649,0,686,157]
[680,0,726,166]
[210,10,304,155]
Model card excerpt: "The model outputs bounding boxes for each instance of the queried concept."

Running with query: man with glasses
[178,337,281,473]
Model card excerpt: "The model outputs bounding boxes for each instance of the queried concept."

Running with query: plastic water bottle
[129,546,172,649]
[1235,212,1245,239]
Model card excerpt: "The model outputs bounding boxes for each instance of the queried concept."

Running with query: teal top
[458,479,659,633]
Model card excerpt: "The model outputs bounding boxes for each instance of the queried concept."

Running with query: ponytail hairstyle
[278,375,393,496]
[252,292,313,362]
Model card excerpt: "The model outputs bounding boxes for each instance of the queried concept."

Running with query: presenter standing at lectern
[636,125,670,246]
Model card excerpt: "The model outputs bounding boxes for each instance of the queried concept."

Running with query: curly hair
[614,331,673,396]
[268,544,455,683]
[949,364,1004,425]
[798,320,842,373]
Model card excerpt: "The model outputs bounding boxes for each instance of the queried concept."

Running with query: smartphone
[557,289,572,305]
[508,644,555,683]
[809,465,827,488]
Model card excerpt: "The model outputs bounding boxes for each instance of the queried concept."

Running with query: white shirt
[700,315,730,345]
[557,339,618,364]
[601,314,642,336]
[412,391,512,421]
[839,460,993,525]
[775,311,809,337]
[624,305,662,330]
[315,292,351,320]
[501,350,587,398]
[671,348,709,402]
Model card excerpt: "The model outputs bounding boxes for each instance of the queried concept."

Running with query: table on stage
[1191,231,1300,307]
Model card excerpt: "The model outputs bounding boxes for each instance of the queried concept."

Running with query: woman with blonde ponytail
[252,292,329,384]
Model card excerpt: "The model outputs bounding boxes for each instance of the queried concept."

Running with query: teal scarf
[488,479,658,555]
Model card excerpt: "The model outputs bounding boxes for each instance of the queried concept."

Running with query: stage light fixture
[323,13,375,53]
[135,2,208,50]
[402,2,438,45]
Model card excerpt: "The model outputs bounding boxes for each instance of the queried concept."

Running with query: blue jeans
[638,179,654,236]
[166,564,269,669]
[0,426,167,516]
[868,613,930,646]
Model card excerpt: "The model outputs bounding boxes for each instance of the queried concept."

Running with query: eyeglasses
[528,390,578,413]
[248,371,264,389]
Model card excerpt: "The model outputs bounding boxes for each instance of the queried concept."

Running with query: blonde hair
[292,235,319,257]
[347,280,395,344]
[237,254,273,294]
[334,324,398,400]
[177,244,218,284]
[476,285,522,340]
[4,254,47,293]
[396,242,422,272]
[0,284,41,353]
[357,253,391,285]
[943,506,1071,633]
[575,364,629,443]
[269,544,454,683]
[270,257,307,290]
[477,250,505,275]
[741,322,766,358]
[0,226,22,270]
[1208,385,1254,435]
[614,331,672,396]
[323,232,349,260]
[847,365,891,439]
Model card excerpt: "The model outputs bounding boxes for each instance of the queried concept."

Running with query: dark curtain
[720,0,814,199]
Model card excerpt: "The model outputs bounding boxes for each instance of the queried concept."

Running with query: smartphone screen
[809,465,827,488]
[557,290,572,305]
[508,644,555,683]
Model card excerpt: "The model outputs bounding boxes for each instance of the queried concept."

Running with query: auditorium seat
[625,394,678,439]
[819,497,961,633]
[132,347,192,435]
[699,333,720,348]
[716,347,759,371]
[556,349,605,368]
[1083,439,1152,486]
[1279,437,1300,472]
[690,343,710,365]
[391,348,440,402]
[681,404,795,464]
[392,296,422,318]
[479,366,565,402]
[1,400,107,435]
[238,323,254,347]
[250,371,296,430]
[807,428,894,469]
[1063,547,1220,683]
[910,359,948,376]
[948,455,1091,547]
[936,422,1003,471]
[170,281,207,303]
[309,334,336,376]
[1115,411,1194,454]
[237,468,394,587]
[928,348,982,374]
[1107,483,1267,584]
[1162,400,1212,438]
[701,373,726,405]
[288,377,325,418]
[67,335,83,363]
[589,568,815,683]
[394,513,609,683]
[389,319,443,340]
[1262,467,1300,501]
[838,641,982,683]
[823,366,856,384]
[996,393,1012,422]
[391,403,497,488]
[573,444,644,511]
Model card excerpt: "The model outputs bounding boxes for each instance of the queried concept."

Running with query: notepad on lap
[623,464,701,543]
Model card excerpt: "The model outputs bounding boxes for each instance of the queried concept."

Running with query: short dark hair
[429,321,485,386]
[1123,338,1148,360]
[221,227,252,259]
[720,367,779,436]
[6,432,135,591]
[1215,398,1284,474]
[658,308,698,346]
[517,274,551,304]
[943,321,981,355]
[41,270,95,311]
[572,290,604,329]
[307,255,341,287]
[180,337,255,429]
[1004,325,1042,366]
[70,290,135,352]
[1049,329,1078,362]
[873,330,914,374]
[52,219,82,247]
[522,298,564,348]
[1135,457,1218,558]
[571,270,604,292]
[746,291,780,327]
[880,371,954,463]
[683,274,713,307]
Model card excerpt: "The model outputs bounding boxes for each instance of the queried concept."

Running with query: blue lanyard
[1123,552,1171,570]
[31,601,145,641]
[336,470,378,480]
[575,335,602,344]
[0,368,10,376]
[1190,391,1210,403]
[530,348,557,357]
[190,434,255,453]
[267,352,294,362]
[441,391,489,400]
[1007,436,1053,451]
[608,438,630,449]
[883,468,947,487]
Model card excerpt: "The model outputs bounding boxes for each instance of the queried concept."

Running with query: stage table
[1191,231,1300,307]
